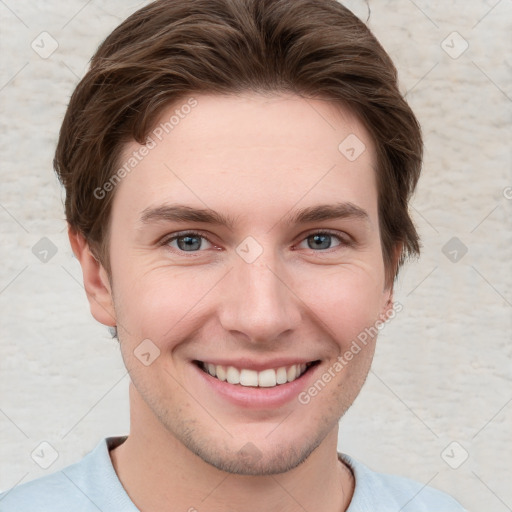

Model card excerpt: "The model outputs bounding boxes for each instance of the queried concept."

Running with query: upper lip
[194,358,320,371]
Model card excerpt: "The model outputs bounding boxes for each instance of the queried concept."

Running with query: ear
[380,242,403,318]
[68,226,116,327]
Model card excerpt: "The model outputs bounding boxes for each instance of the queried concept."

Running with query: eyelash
[160,229,353,255]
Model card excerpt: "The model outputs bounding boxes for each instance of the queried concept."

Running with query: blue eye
[162,230,349,254]
[299,231,345,251]
[165,231,213,252]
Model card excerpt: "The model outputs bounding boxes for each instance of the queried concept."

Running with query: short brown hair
[54,0,422,287]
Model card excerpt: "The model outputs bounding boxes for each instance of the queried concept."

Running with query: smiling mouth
[194,360,320,388]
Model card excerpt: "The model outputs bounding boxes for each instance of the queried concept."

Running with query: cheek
[111,244,387,352]
[112,264,216,343]
[297,266,386,348]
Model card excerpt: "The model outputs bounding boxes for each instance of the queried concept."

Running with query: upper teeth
[203,362,309,387]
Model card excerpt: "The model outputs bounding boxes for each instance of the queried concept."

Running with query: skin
[70,92,400,512]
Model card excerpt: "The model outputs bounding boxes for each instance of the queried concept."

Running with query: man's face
[102,93,394,474]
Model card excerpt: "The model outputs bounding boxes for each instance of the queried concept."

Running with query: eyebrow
[139,202,370,230]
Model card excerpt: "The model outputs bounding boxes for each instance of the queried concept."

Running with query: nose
[217,251,302,344]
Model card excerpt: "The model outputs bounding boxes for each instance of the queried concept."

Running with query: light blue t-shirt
[0,436,468,511]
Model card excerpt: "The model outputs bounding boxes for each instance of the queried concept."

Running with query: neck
[110,384,354,512]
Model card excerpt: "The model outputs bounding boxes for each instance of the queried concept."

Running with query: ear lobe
[380,241,403,318]
[383,241,403,292]
[68,227,116,327]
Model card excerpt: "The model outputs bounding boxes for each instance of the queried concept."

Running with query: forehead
[112,93,378,227]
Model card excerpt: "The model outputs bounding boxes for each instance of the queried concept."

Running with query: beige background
[1,1,511,510]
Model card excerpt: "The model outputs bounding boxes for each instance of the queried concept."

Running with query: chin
[157,404,340,476]
[184,436,322,476]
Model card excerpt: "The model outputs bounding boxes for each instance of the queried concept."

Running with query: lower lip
[193,363,319,409]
